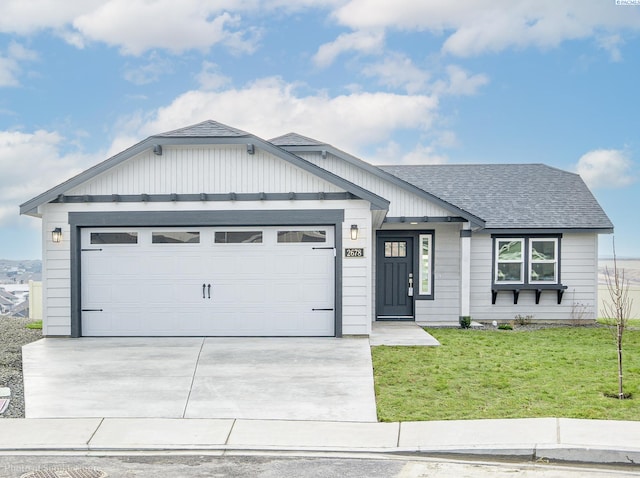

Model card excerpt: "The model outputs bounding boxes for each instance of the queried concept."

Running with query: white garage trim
[69,209,345,337]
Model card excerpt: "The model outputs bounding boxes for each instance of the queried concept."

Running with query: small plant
[570,289,592,325]
[498,323,513,330]
[514,314,533,326]
[459,316,472,329]
[26,320,42,330]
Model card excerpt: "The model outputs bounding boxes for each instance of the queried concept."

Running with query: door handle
[207,284,211,299]
[202,283,206,299]
[408,273,414,297]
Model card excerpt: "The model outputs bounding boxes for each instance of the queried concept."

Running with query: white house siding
[68,146,343,196]
[416,224,462,323]
[469,232,599,323]
[299,152,453,217]
[36,144,375,336]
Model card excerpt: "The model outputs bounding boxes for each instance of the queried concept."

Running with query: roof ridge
[154,119,250,138]
[269,132,326,146]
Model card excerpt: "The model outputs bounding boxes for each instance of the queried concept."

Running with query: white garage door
[80,226,335,336]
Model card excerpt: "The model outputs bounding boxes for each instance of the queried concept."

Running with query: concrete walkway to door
[22,337,377,422]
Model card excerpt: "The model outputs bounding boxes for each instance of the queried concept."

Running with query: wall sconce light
[350,224,359,241]
[52,227,62,243]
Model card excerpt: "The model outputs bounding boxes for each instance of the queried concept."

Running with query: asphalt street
[1,454,639,478]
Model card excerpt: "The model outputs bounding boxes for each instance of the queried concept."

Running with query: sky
[0,0,639,260]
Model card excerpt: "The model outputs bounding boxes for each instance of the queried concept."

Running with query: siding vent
[153,144,163,155]
[247,143,255,154]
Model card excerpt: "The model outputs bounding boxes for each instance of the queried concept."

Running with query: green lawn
[372,326,640,422]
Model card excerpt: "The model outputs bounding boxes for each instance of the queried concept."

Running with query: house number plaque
[345,248,364,258]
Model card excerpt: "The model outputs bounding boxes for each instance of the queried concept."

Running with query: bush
[459,316,472,329]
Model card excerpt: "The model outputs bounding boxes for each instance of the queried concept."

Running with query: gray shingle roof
[269,132,326,147]
[379,164,613,230]
[155,120,249,138]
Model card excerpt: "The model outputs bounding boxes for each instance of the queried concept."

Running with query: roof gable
[275,136,485,227]
[20,121,389,215]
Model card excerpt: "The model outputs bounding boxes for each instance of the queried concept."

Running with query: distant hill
[598,259,640,286]
[0,259,41,284]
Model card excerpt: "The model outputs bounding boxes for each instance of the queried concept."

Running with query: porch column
[460,226,472,320]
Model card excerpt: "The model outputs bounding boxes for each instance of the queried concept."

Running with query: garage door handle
[207,284,211,299]
[202,283,206,299]
[312,308,334,311]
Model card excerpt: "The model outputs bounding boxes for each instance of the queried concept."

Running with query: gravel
[0,316,42,418]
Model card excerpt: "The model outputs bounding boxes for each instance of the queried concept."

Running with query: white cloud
[597,34,624,62]
[0,42,38,87]
[361,53,430,94]
[575,149,635,189]
[196,61,232,91]
[374,141,448,165]
[74,3,250,56]
[0,129,100,225]
[313,30,385,68]
[332,1,640,58]
[113,77,437,155]
[0,0,263,56]
[433,65,489,96]
[123,53,174,85]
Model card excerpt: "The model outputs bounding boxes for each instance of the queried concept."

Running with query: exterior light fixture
[350,224,359,241]
[52,227,62,243]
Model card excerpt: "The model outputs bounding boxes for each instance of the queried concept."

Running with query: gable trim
[20,135,389,216]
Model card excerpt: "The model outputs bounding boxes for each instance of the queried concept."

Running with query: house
[20,120,613,337]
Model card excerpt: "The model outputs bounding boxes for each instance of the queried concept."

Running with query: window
[215,231,263,243]
[530,239,558,283]
[495,239,524,283]
[384,241,407,258]
[419,234,432,295]
[277,230,326,243]
[152,232,200,244]
[494,236,560,285]
[90,232,138,244]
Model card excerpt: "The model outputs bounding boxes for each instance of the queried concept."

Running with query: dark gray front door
[376,236,414,319]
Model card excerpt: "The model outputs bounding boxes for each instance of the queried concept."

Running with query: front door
[376,236,414,319]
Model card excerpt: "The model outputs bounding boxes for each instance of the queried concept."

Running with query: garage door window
[277,230,326,243]
[152,232,200,244]
[90,232,138,244]
[215,231,263,243]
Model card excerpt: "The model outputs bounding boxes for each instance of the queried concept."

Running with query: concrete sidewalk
[0,417,639,466]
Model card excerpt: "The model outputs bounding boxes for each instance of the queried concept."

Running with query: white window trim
[495,238,525,284]
[418,234,433,296]
[529,238,558,284]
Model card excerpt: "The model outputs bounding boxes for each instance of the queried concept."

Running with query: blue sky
[1,1,639,259]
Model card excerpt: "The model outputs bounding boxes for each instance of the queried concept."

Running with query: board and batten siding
[469,232,599,322]
[68,146,343,196]
[298,152,453,217]
[41,196,373,336]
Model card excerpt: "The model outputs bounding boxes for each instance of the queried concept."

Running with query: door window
[384,241,407,257]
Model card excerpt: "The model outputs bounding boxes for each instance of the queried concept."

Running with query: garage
[80,226,335,337]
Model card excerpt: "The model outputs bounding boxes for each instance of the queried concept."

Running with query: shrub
[459,316,472,329]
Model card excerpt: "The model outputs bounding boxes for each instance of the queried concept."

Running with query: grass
[25,320,42,330]
[372,326,640,422]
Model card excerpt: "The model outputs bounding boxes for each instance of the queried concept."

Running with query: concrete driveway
[22,337,377,422]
